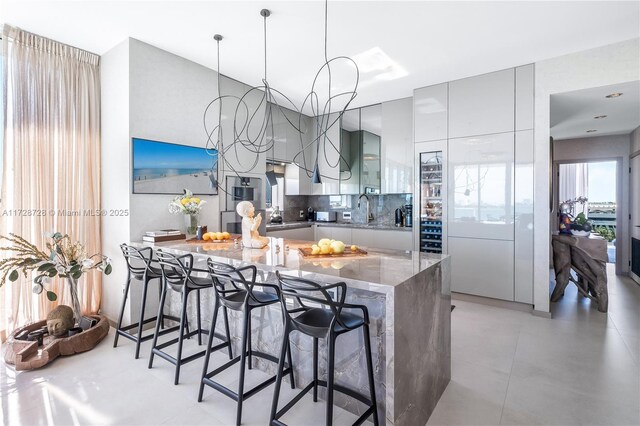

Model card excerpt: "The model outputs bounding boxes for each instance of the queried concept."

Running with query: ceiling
[551,81,640,140]
[2,1,639,112]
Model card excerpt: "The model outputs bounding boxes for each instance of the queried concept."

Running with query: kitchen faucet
[357,193,374,223]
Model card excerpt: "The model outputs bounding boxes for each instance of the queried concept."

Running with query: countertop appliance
[395,208,404,227]
[307,207,315,222]
[404,204,413,228]
[315,211,337,222]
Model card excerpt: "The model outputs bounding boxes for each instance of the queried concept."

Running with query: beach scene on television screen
[133,138,218,195]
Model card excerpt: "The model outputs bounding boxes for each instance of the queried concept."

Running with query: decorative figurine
[236,201,269,249]
[558,201,573,235]
[46,305,75,337]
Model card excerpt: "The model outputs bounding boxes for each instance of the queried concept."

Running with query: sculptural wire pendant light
[296,0,359,184]
[204,1,358,188]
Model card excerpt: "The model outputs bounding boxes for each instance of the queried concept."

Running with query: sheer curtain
[559,163,589,216]
[0,25,101,339]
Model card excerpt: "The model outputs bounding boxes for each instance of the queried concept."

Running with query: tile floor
[428,265,640,426]
[1,265,638,426]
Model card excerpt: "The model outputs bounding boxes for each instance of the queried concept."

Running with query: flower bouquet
[169,189,206,235]
[0,232,112,323]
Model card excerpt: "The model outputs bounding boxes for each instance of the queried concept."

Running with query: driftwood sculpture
[551,234,608,312]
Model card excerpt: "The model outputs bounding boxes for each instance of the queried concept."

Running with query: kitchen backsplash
[282,194,413,226]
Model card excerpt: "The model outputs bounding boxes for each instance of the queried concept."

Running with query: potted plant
[0,232,112,325]
[168,189,206,235]
[570,212,592,237]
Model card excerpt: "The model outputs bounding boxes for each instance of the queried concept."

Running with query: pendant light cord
[324,0,328,62]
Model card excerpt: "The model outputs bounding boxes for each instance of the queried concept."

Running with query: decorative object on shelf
[168,188,206,236]
[202,0,359,192]
[236,201,269,248]
[0,232,112,325]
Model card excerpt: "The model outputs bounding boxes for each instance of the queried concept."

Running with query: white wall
[534,38,640,314]
[100,39,131,322]
[128,38,221,242]
[631,126,640,284]
[552,134,631,275]
[100,38,266,322]
[632,126,640,153]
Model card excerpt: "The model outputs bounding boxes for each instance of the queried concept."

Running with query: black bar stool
[198,259,295,426]
[114,244,180,359]
[270,272,379,426]
[148,250,232,385]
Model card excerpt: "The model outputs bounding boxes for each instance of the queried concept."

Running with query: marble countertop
[266,221,413,232]
[134,237,447,292]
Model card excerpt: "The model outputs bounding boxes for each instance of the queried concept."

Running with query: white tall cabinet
[381,97,414,194]
[414,65,534,304]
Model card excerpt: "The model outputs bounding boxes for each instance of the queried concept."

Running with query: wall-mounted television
[132,138,218,195]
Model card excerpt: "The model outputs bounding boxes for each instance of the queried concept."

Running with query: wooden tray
[186,234,240,244]
[298,246,368,258]
[4,315,109,370]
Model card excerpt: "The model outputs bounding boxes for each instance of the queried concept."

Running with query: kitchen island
[134,238,450,425]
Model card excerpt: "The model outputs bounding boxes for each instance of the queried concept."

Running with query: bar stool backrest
[120,244,154,277]
[156,250,194,290]
[207,259,266,306]
[275,271,351,331]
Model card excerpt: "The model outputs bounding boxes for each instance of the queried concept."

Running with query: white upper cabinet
[448,132,515,241]
[515,64,534,131]
[448,69,515,138]
[381,97,413,194]
[221,80,266,175]
[414,83,448,142]
[270,106,287,162]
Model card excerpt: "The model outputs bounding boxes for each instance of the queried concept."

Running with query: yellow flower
[190,197,200,204]
[181,198,189,205]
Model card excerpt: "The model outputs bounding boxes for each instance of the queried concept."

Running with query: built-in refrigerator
[414,141,447,254]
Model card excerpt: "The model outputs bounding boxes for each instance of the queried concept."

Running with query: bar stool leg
[286,337,295,389]
[134,275,151,359]
[270,322,291,423]
[113,272,132,348]
[196,289,203,346]
[236,309,250,426]
[326,333,336,426]
[198,299,221,402]
[158,279,165,330]
[174,288,190,385]
[148,281,168,369]
[247,313,253,370]
[313,337,319,401]
[363,324,379,426]
[223,306,233,360]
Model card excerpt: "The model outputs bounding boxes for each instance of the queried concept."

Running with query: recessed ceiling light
[605,92,623,98]
[586,129,598,133]
[594,115,607,119]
